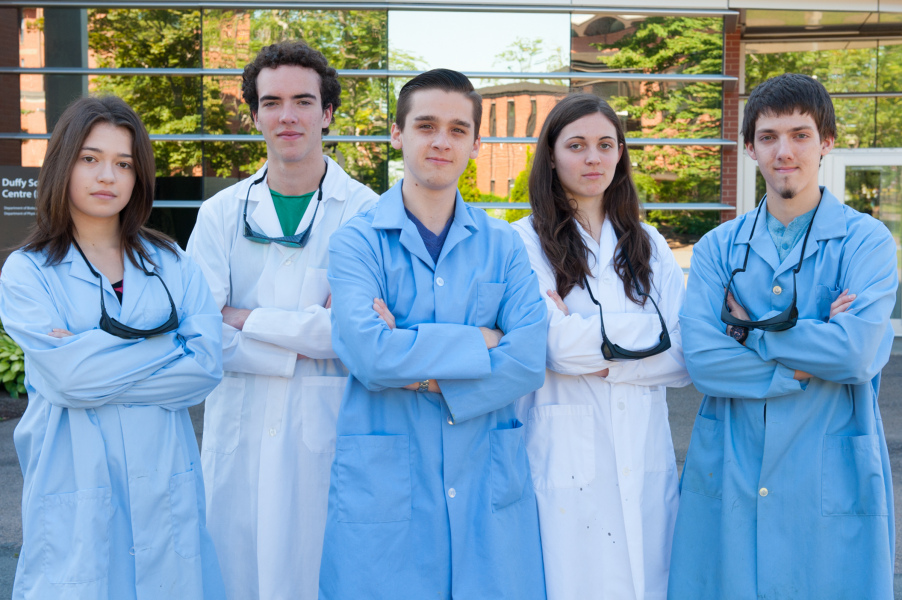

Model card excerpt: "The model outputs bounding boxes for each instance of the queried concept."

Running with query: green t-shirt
[270,188,316,237]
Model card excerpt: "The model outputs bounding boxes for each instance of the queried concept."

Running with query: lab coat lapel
[373,182,436,269]
[436,191,477,266]
[65,245,120,318]
[297,157,342,240]
[118,245,156,325]
[773,188,847,278]
[248,167,299,260]
[737,200,781,273]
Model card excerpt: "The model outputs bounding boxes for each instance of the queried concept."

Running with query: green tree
[496,146,533,224]
[457,159,480,203]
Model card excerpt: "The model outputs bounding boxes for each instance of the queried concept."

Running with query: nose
[97,160,116,183]
[431,128,451,150]
[279,103,299,124]
[774,136,793,160]
[585,148,602,164]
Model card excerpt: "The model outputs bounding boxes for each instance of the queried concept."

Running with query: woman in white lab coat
[512,94,690,600]
[0,96,224,600]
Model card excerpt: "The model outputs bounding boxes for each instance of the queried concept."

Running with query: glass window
[489,104,497,137]
[744,10,872,34]
[572,14,723,74]
[89,9,202,68]
[526,98,537,137]
[147,207,200,250]
[878,41,902,92]
[833,98,877,149]
[389,11,570,73]
[744,42,877,94]
[506,101,516,137]
[876,98,902,148]
[153,142,203,199]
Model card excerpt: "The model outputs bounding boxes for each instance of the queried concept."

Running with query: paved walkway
[2,352,901,597]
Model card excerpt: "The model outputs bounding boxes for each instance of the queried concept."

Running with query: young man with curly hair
[187,41,377,600]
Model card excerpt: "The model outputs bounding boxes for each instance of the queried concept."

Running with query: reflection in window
[571,14,722,74]
[489,104,497,137]
[745,43,877,93]
[147,207,200,250]
[389,11,569,73]
[507,101,516,137]
[526,99,538,137]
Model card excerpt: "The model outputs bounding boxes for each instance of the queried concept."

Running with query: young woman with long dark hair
[0,96,225,599]
[512,93,690,600]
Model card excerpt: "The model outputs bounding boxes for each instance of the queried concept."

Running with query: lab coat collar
[574,217,617,272]
[246,157,345,252]
[372,181,478,269]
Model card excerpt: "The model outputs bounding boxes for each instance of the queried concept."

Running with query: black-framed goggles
[242,161,328,248]
[73,241,179,340]
[584,255,671,361]
[720,195,821,332]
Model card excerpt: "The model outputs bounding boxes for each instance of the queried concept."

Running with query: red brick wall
[0,9,21,165]
[721,27,741,223]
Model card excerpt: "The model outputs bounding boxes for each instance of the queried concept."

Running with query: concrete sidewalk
[1,350,901,597]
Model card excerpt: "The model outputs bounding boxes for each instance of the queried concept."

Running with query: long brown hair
[21,95,177,267]
[529,93,652,304]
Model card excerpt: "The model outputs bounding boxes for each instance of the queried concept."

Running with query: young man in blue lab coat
[318,69,548,600]
[669,73,897,599]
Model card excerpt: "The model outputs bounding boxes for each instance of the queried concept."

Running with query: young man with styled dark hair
[318,68,548,599]
[187,40,377,600]
[669,73,897,599]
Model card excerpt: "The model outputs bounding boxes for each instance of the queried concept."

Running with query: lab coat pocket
[335,434,411,523]
[301,376,347,454]
[490,420,529,511]
[202,376,245,454]
[822,434,888,516]
[680,415,724,499]
[816,285,842,322]
[169,470,201,559]
[299,267,330,308]
[41,487,112,584]
[525,404,595,490]
[476,282,506,328]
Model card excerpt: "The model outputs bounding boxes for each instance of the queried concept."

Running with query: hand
[829,289,855,321]
[402,379,442,393]
[479,327,503,350]
[373,298,395,330]
[725,291,751,321]
[325,294,332,309]
[588,369,609,378]
[222,306,252,330]
[48,328,73,338]
[547,290,569,316]
[794,370,813,381]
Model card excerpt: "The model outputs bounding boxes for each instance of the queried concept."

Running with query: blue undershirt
[405,208,453,265]
[766,206,816,263]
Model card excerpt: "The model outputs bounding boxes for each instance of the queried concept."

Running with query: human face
[746,110,834,203]
[390,89,480,194]
[551,112,623,206]
[253,65,333,167]
[69,122,135,226]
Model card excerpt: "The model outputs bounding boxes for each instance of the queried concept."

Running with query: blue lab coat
[318,183,548,600]
[0,241,225,600]
[669,188,897,599]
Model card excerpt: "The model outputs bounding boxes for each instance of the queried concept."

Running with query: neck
[766,184,822,225]
[71,214,121,252]
[401,177,457,235]
[267,152,326,196]
[573,195,605,243]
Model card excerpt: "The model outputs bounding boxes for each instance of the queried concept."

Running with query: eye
[117,161,132,169]
[600,142,614,150]
[81,155,97,163]
[418,123,433,130]
[568,143,583,150]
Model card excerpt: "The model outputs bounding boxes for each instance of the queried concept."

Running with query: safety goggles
[73,241,179,340]
[720,196,821,332]
[242,161,328,248]
[584,255,671,361]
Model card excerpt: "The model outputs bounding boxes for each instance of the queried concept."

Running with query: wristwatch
[727,325,749,344]
[417,379,430,393]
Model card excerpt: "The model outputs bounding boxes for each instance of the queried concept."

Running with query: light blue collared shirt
[766,205,817,263]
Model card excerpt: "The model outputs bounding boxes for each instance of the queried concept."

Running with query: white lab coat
[186,158,377,600]
[512,216,690,600]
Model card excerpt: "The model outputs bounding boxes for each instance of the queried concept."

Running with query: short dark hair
[242,40,341,135]
[395,69,482,137]
[742,73,836,145]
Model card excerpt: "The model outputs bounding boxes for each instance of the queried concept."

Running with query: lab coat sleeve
[437,232,547,423]
[187,198,297,378]
[743,225,897,385]
[328,224,493,393]
[514,220,687,386]
[679,234,805,399]
[0,252,223,411]
[604,233,691,388]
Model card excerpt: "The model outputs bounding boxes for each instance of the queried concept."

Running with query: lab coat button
[283,259,292,266]
[603,277,613,285]
[129,546,135,556]
[269,428,277,437]
[622,468,630,476]
[448,488,456,498]
[447,416,454,425]
[772,285,782,295]
[618,402,625,410]
[436,277,445,287]
[759,487,768,497]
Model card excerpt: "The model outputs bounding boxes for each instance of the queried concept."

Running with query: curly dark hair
[242,41,342,135]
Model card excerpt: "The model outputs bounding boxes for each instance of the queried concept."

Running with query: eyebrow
[757,126,815,134]
[81,146,133,158]
[260,93,318,102]
[564,135,617,141]
[413,115,472,129]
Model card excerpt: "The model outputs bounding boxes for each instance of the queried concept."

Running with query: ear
[745,141,757,161]
[617,142,624,162]
[321,103,333,130]
[390,122,403,150]
[470,135,481,160]
[820,135,835,156]
[253,110,261,132]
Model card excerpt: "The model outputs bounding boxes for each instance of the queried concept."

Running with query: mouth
[774,166,798,174]
[91,191,117,200]
[278,131,303,140]
[583,172,604,179]
[426,157,453,165]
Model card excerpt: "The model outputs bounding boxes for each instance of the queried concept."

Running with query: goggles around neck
[73,241,179,340]
[720,195,821,332]
[243,161,328,248]
[584,254,671,361]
